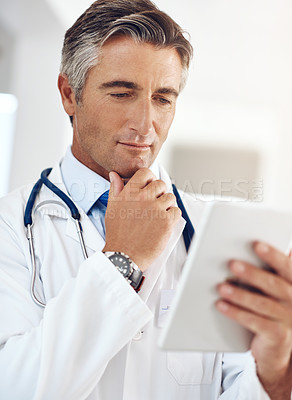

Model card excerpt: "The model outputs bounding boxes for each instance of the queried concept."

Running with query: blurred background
[0,0,291,206]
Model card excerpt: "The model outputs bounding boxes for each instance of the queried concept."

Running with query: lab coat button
[133,330,143,341]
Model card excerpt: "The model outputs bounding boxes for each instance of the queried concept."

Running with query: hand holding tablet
[159,201,292,352]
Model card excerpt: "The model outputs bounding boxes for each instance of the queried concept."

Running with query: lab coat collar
[60,146,161,215]
[35,162,68,209]
[138,165,186,302]
[34,162,105,252]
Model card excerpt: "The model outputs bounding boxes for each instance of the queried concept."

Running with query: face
[60,36,183,180]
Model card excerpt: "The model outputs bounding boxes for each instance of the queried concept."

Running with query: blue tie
[98,190,109,207]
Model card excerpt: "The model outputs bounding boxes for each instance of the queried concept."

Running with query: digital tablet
[159,201,292,352]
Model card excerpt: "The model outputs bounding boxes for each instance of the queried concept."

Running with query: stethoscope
[24,168,195,308]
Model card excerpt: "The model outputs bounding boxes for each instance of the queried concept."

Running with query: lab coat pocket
[167,352,216,385]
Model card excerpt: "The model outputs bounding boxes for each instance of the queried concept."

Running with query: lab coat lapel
[35,163,187,286]
[139,217,185,303]
[139,166,186,303]
[35,163,105,253]
[65,214,105,253]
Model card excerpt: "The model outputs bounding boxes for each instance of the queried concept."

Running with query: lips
[118,142,151,149]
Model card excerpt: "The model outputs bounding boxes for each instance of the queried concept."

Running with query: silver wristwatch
[103,251,144,292]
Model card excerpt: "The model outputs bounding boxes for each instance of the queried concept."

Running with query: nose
[128,98,155,136]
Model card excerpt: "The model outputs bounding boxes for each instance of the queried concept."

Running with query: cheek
[79,105,120,137]
[96,103,128,132]
[156,109,175,137]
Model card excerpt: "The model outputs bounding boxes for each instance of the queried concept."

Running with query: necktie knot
[98,190,109,207]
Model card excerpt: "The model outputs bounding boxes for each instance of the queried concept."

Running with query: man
[0,0,292,399]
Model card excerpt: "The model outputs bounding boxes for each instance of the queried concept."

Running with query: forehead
[87,36,183,90]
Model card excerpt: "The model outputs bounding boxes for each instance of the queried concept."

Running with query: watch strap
[129,269,145,292]
[103,251,144,292]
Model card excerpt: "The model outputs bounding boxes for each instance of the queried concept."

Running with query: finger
[108,171,124,199]
[142,180,167,200]
[157,192,177,210]
[215,299,282,338]
[228,260,292,302]
[217,282,290,322]
[253,241,292,283]
[125,168,156,189]
[166,206,182,223]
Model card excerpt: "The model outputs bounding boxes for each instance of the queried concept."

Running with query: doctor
[0,0,292,399]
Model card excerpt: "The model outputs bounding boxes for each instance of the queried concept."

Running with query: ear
[58,74,76,117]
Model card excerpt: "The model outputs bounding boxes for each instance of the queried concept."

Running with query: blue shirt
[60,147,160,239]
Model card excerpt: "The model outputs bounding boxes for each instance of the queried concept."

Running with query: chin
[117,161,151,179]
[119,168,139,179]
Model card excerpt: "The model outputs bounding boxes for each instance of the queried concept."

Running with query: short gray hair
[60,0,193,104]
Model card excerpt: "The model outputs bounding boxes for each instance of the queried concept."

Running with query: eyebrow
[99,80,140,90]
[156,87,179,98]
[99,80,179,98]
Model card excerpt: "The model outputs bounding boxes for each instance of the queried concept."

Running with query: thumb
[108,171,124,200]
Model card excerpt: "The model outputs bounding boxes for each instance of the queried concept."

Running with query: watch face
[109,254,132,277]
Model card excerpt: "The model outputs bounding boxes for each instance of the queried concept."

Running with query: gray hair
[60,0,193,104]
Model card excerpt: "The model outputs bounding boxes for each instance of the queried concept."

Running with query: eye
[154,96,172,105]
[110,93,131,99]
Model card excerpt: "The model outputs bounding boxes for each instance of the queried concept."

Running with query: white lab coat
[0,163,270,400]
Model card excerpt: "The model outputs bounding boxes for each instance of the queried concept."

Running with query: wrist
[102,244,147,271]
[257,361,292,400]
[103,250,144,292]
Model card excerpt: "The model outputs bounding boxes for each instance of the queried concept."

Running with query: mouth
[118,142,151,150]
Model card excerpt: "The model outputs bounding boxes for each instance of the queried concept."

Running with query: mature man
[0,0,292,399]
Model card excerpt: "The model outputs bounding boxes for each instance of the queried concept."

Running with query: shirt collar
[60,146,160,214]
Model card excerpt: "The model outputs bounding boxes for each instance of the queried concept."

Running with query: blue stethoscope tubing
[24,168,195,308]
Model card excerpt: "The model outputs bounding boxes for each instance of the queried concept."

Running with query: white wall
[0,26,14,92]
[1,0,292,207]
[155,0,292,207]
[0,0,71,190]
[0,93,18,197]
